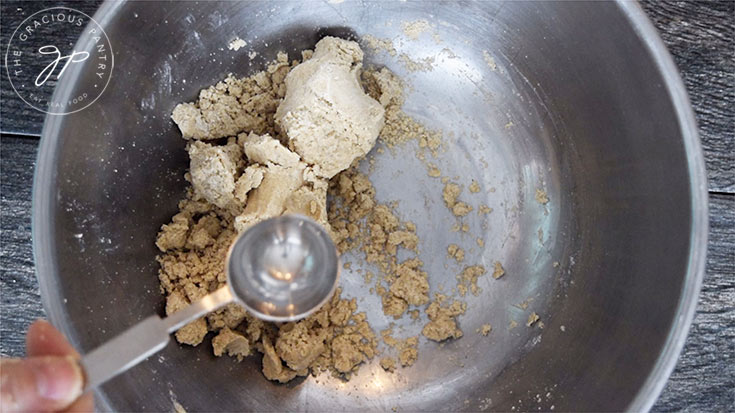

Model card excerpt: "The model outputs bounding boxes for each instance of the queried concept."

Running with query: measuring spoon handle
[80,286,234,390]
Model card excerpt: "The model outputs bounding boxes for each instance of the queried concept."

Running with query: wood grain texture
[641,1,735,194]
[0,1,733,411]
[653,193,735,412]
[0,136,43,357]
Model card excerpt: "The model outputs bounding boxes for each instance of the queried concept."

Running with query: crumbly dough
[469,181,481,193]
[380,357,396,372]
[187,139,244,209]
[170,53,290,140]
[173,37,385,238]
[526,312,540,327]
[477,324,492,336]
[398,54,435,73]
[401,19,431,40]
[159,38,391,382]
[228,37,247,51]
[442,182,473,217]
[262,335,299,383]
[492,261,505,279]
[328,168,430,322]
[212,327,251,360]
[390,259,430,306]
[442,182,461,208]
[362,68,441,154]
[422,297,466,342]
[447,244,465,263]
[166,290,209,346]
[535,188,549,204]
[456,265,487,297]
[158,36,502,382]
[398,337,419,367]
[381,329,419,367]
[427,164,442,178]
[361,35,397,57]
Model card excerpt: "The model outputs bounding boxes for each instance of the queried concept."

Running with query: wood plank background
[1,1,732,411]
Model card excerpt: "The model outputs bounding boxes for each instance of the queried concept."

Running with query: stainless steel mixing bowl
[33,1,707,411]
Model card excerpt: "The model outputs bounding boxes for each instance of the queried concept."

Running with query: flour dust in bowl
[33,1,707,412]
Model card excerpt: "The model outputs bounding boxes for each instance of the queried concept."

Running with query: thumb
[0,356,84,413]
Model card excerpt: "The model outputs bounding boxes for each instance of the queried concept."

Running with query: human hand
[0,320,93,412]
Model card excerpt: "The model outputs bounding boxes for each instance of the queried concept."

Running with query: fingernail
[30,356,83,402]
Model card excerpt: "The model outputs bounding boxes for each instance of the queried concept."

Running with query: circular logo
[5,7,114,115]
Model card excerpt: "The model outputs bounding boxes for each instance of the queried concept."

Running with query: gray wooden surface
[1,1,733,411]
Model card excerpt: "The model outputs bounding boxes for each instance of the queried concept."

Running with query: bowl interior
[35,1,702,411]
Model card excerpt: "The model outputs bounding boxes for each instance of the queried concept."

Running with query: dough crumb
[262,335,298,383]
[447,244,465,263]
[381,330,419,367]
[361,34,397,57]
[442,183,461,208]
[391,260,430,306]
[535,188,549,204]
[402,19,431,40]
[380,357,396,372]
[212,327,251,360]
[442,182,473,217]
[398,337,419,367]
[399,54,435,73]
[469,180,481,193]
[187,140,241,209]
[482,50,497,71]
[515,298,532,310]
[228,37,247,51]
[452,202,473,217]
[492,261,505,279]
[477,324,492,336]
[456,265,487,297]
[422,299,466,341]
[526,312,540,327]
[427,164,442,178]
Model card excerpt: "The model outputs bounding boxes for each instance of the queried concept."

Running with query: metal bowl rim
[616,2,708,411]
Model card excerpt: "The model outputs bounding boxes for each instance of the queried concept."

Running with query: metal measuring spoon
[80,215,339,390]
